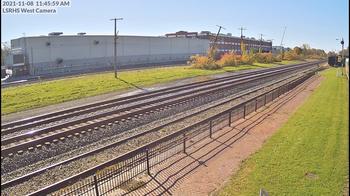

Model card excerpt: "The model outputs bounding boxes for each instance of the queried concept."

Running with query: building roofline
[11,34,207,40]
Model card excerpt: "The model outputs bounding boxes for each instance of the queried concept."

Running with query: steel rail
[1,61,322,133]
[1,66,318,191]
[24,68,318,196]
[1,64,317,156]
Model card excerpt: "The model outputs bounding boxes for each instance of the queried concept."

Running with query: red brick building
[165,31,273,54]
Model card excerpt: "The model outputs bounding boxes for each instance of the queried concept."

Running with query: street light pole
[341,37,344,64]
[110,17,123,78]
[336,37,345,75]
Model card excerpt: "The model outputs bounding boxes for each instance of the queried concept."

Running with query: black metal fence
[29,71,316,196]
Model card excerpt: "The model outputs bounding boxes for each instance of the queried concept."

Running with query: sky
[1,0,349,52]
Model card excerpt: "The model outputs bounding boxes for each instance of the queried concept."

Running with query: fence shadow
[121,78,312,196]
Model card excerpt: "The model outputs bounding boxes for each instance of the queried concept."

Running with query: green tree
[302,44,310,56]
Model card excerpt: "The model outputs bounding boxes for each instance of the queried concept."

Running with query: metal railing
[28,70,316,196]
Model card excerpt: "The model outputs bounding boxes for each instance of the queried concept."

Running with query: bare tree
[1,42,11,67]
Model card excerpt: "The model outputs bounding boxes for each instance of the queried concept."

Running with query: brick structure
[165,31,273,54]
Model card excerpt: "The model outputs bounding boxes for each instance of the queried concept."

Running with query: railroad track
[2,65,320,196]
[1,63,322,157]
[0,63,319,158]
[1,64,319,195]
[1,61,315,133]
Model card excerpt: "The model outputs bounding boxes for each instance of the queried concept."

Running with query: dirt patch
[305,172,319,180]
[123,75,323,196]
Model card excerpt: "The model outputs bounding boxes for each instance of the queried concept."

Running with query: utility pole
[209,25,225,59]
[23,33,27,70]
[258,33,265,53]
[110,17,123,78]
[213,25,226,50]
[280,26,287,59]
[238,27,247,55]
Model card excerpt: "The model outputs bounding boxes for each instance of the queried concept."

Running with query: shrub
[284,50,304,61]
[274,54,282,62]
[188,55,222,70]
[254,53,275,64]
[217,52,237,66]
[240,54,254,65]
[207,47,221,61]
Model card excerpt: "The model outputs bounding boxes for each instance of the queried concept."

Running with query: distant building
[165,31,198,38]
[165,31,273,54]
[272,46,291,54]
[6,33,209,77]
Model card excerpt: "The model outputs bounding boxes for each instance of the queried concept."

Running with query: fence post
[264,94,266,106]
[255,99,258,111]
[229,111,232,127]
[146,149,151,176]
[243,105,246,119]
[93,175,100,196]
[209,120,212,138]
[183,133,186,153]
[279,87,281,96]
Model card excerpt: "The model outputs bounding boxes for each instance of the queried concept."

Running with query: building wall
[197,34,272,53]
[10,35,209,76]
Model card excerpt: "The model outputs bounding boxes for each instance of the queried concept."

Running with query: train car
[328,56,336,66]
[328,55,343,67]
[1,66,6,78]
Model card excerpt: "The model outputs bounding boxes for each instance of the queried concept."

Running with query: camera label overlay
[2,0,71,14]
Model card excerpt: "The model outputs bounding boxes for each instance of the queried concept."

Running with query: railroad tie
[28,147,34,152]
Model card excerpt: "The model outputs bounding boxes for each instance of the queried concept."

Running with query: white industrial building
[6,33,209,77]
